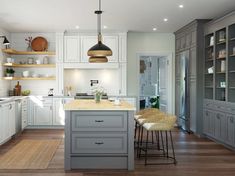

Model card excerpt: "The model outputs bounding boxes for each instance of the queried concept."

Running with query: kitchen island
[64,99,136,170]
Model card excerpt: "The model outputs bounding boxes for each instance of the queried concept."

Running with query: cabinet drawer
[71,133,127,154]
[71,111,127,132]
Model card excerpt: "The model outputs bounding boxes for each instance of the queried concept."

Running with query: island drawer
[71,111,127,132]
[71,133,127,154]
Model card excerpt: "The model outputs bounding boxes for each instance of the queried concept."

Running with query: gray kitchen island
[64,99,136,170]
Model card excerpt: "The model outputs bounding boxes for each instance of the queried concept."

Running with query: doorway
[137,53,174,114]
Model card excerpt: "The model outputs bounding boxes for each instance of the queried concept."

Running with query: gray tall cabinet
[175,20,210,134]
[203,11,235,149]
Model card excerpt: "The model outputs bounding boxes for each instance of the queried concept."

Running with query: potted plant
[91,85,105,103]
[6,68,15,77]
[149,96,160,109]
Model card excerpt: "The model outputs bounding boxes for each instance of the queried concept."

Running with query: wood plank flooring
[0,129,235,176]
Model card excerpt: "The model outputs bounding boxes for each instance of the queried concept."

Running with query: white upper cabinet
[64,36,80,63]
[80,36,97,63]
[103,36,119,62]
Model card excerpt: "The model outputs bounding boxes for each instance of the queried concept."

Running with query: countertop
[64,99,136,111]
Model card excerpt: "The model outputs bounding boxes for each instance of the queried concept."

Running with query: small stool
[141,115,177,165]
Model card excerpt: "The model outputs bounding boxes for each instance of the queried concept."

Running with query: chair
[141,115,177,165]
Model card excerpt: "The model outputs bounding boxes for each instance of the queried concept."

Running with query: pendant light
[87,0,112,63]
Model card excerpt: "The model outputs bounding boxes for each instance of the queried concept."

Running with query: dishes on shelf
[22,71,30,78]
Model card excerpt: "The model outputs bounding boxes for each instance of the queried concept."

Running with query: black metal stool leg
[151,131,154,144]
[145,131,149,165]
[160,131,165,155]
[138,126,144,158]
[170,131,177,165]
[134,121,137,139]
[165,131,169,158]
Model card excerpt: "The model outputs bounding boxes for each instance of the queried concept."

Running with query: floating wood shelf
[2,77,56,80]
[3,63,56,68]
[217,40,226,45]
[216,72,226,74]
[2,49,55,55]
[229,54,235,57]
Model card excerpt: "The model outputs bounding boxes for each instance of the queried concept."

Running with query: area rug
[0,139,61,169]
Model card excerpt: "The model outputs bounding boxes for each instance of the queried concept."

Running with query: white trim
[136,52,175,114]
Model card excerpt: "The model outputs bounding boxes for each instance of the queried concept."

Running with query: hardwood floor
[1,129,235,176]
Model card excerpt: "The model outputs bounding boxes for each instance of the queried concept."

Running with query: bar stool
[141,115,177,165]
[136,112,166,157]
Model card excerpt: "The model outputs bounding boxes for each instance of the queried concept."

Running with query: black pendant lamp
[87,0,112,63]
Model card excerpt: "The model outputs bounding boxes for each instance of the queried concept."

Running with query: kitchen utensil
[27,57,34,64]
[7,57,12,63]
[22,71,30,77]
[36,59,41,64]
[221,60,226,72]
[31,36,48,51]
[43,56,49,64]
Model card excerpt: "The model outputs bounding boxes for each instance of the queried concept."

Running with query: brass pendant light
[87,0,112,63]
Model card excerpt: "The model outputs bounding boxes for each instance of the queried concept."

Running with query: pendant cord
[97,0,102,42]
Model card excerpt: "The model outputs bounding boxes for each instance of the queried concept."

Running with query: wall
[127,32,175,96]
[64,69,120,96]
[9,33,56,95]
[0,28,10,96]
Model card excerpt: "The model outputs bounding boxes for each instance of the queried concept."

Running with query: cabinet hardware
[95,120,104,123]
[95,142,104,145]
[230,117,234,123]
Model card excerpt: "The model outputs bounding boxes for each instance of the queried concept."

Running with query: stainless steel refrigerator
[177,50,190,132]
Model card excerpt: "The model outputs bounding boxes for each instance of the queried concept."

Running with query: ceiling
[0,0,235,33]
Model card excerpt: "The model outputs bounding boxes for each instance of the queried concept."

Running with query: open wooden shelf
[216,41,226,45]
[3,63,56,68]
[2,49,55,55]
[2,77,56,80]
[229,54,235,57]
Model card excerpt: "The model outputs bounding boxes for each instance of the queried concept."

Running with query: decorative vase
[95,94,102,103]
[27,44,32,51]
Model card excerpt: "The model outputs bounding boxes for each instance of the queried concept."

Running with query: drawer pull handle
[95,142,104,145]
[95,120,104,123]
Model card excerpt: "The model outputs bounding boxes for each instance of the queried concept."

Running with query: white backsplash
[64,69,120,96]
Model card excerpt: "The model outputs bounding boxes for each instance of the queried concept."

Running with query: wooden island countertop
[64,99,136,111]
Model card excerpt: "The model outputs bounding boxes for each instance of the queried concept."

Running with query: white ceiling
[0,0,235,33]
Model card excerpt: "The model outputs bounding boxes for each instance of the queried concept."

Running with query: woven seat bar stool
[134,108,161,143]
[141,115,177,165]
[136,112,166,157]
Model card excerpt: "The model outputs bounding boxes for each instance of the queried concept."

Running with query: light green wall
[127,32,175,96]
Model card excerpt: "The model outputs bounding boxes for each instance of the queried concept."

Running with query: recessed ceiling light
[179,4,184,8]
[153,28,157,31]
[164,18,168,22]
[75,25,79,29]
[103,25,107,29]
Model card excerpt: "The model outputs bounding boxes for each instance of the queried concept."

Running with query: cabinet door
[53,99,65,126]
[34,104,52,125]
[0,105,5,144]
[191,30,197,47]
[176,38,181,52]
[8,102,15,136]
[103,36,119,62]
[175,54,181,79]
[189,47,197,77]
[64,36,80,62]
[1,103,10,142]
[214,112,226,141]
[227,115,235,146]
[189,78,197,133]
[203,109,215,136]
[80,36,97,63]
[185,32,191,48]
[180,36,186,50]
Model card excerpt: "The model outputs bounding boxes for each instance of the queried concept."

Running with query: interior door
[158,57,168,112]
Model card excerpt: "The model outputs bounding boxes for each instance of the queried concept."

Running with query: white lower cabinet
[33,104,53,126]
[0,102,16,145]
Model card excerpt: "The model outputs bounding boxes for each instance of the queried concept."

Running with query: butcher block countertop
[64,99,136,111]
